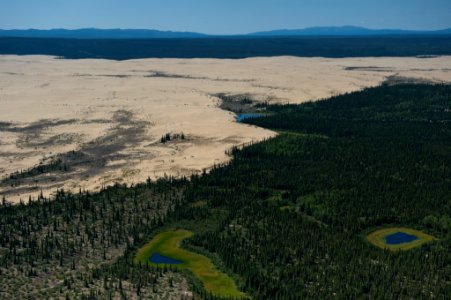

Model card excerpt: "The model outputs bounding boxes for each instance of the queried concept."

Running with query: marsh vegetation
[135,229,246,298]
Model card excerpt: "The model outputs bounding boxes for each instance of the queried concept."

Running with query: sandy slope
[0,55,450,203]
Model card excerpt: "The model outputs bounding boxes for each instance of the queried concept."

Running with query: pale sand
[1,55,450,203]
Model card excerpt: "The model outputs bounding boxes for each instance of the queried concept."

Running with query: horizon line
[1,25,451,36]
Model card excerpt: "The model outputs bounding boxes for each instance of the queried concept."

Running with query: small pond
[384,232,418,245]
[149,252,183,264]
[236,113,264,123]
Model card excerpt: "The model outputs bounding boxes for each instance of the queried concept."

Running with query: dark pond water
[149,253,183,264]
[385,232,418,245]
[236,113,264,123]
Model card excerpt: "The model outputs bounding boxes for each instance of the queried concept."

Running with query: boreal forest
[0,83,450,299]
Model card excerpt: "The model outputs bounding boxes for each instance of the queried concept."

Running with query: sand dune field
[1,55,450,202]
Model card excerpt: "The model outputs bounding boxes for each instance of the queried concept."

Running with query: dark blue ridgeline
[384,232,418,245]
[149,253,183,264]
[236,113,264,123]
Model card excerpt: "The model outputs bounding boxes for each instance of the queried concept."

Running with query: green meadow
[134,229,246,299]
[367,227,435,251]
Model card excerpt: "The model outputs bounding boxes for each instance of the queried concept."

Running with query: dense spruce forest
[1,37,451,59]
[0,84,450,299]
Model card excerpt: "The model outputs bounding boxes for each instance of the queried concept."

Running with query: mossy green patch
[367,227,435,251]
[134,229,246,298]
[191,200,207,208]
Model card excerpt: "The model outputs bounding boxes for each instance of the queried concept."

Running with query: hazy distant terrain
[0,28,207,39]
[1,26,450,39]
[250,25,451,36]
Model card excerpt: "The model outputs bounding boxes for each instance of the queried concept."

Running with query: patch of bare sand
[0,55,450,203]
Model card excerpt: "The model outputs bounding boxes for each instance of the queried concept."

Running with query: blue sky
[1,0,450,34]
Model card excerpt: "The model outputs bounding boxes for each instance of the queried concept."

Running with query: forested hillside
[0,84,450,299]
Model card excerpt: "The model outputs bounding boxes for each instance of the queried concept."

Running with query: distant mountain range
[250,26,451,36]
[0,26,450,39]
[0,28,207,39]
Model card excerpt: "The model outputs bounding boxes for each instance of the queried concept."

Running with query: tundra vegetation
[0,84,450,299]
